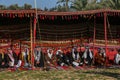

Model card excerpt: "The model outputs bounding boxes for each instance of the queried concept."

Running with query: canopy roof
[0,9,120,15]
[0,9,120,41]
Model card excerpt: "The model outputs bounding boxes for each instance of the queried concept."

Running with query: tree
[0,5,6,10]
[7,4,32,10]
[57,0,70,11]
[85,0,103,10]
[7,4,21,10]
[70,0,100,11]
[100,0,120,9]
[23,3,32,9]
[71,0,88,11]
[44,7,48,11]
[70,0,120,11]
[86,0,120,10]
[49,7,57,11]
[57,4,66,11]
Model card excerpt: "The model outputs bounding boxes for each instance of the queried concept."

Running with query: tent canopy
[0,9,120,41]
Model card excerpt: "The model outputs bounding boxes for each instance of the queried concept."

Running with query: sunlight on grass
[0,69,119,80]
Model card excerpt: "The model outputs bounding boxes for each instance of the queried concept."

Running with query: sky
[0,0,100,10]
[0,0,58,9]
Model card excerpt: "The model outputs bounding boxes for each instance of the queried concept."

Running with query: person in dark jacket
[70,47,81,67]
[0,49,9,68]
[83,47,93,66]
[56,48,69,67]
[78,47,85,66]
[34,46,45,68]
[7,48,18,68]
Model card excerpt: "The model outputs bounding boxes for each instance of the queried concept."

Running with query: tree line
[0,3,32,10]
[0,0,120,11]
[46,0,120,11]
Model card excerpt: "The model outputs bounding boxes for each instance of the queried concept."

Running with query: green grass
[0,68,120,80]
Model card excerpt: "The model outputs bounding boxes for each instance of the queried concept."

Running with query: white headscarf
[83,49,93,59]
[72,48,80,60]
[47,49,53,59]
[56,49,62,55]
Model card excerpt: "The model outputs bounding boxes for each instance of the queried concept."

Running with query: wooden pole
[34,0,37,48]
[104,12,107,54]
[104,12,108,66]
[30,17,34,68]
[33,18,37,49]
[93,16,96,56]
[33,15,37,69]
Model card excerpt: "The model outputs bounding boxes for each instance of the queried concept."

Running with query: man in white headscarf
[34,46,45,68]
[83,46,93,66]
[45,48,56,69]
[7,48,18,68]
[71,47,81,67]
[22,47,31,67]
[56,48,68,67]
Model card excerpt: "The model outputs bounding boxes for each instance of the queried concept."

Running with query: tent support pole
[104,12,107,66]
[30,17,34,69]
[93,16,96,58]
[104,12,107,54]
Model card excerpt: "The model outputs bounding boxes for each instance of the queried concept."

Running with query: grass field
[0,68,120,80]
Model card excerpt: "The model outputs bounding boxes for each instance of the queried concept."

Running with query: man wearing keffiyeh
[34,46,45,68]
[7,48,18,68]
[83,46,93,66]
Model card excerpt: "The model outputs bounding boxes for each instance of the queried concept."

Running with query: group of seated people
[0,45,120,70]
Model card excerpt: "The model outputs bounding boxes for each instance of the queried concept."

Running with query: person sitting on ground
[56,48,69,67]
[83,46,93,66]
[3,49,10,68]
[7,48,18,68]
[34,46,45,68]
[22,47,31,68]
[63,48,71,66]
[15,50,23,68]
[115,49,120,65]
[79,46,85,66]
[45,48,57,69]
[71,47,81,67]
[0,49,5,68]
[95,48,106,66]
[0,49,10,68]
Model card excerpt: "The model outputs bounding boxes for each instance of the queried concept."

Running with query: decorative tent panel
[0,9,120,47]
